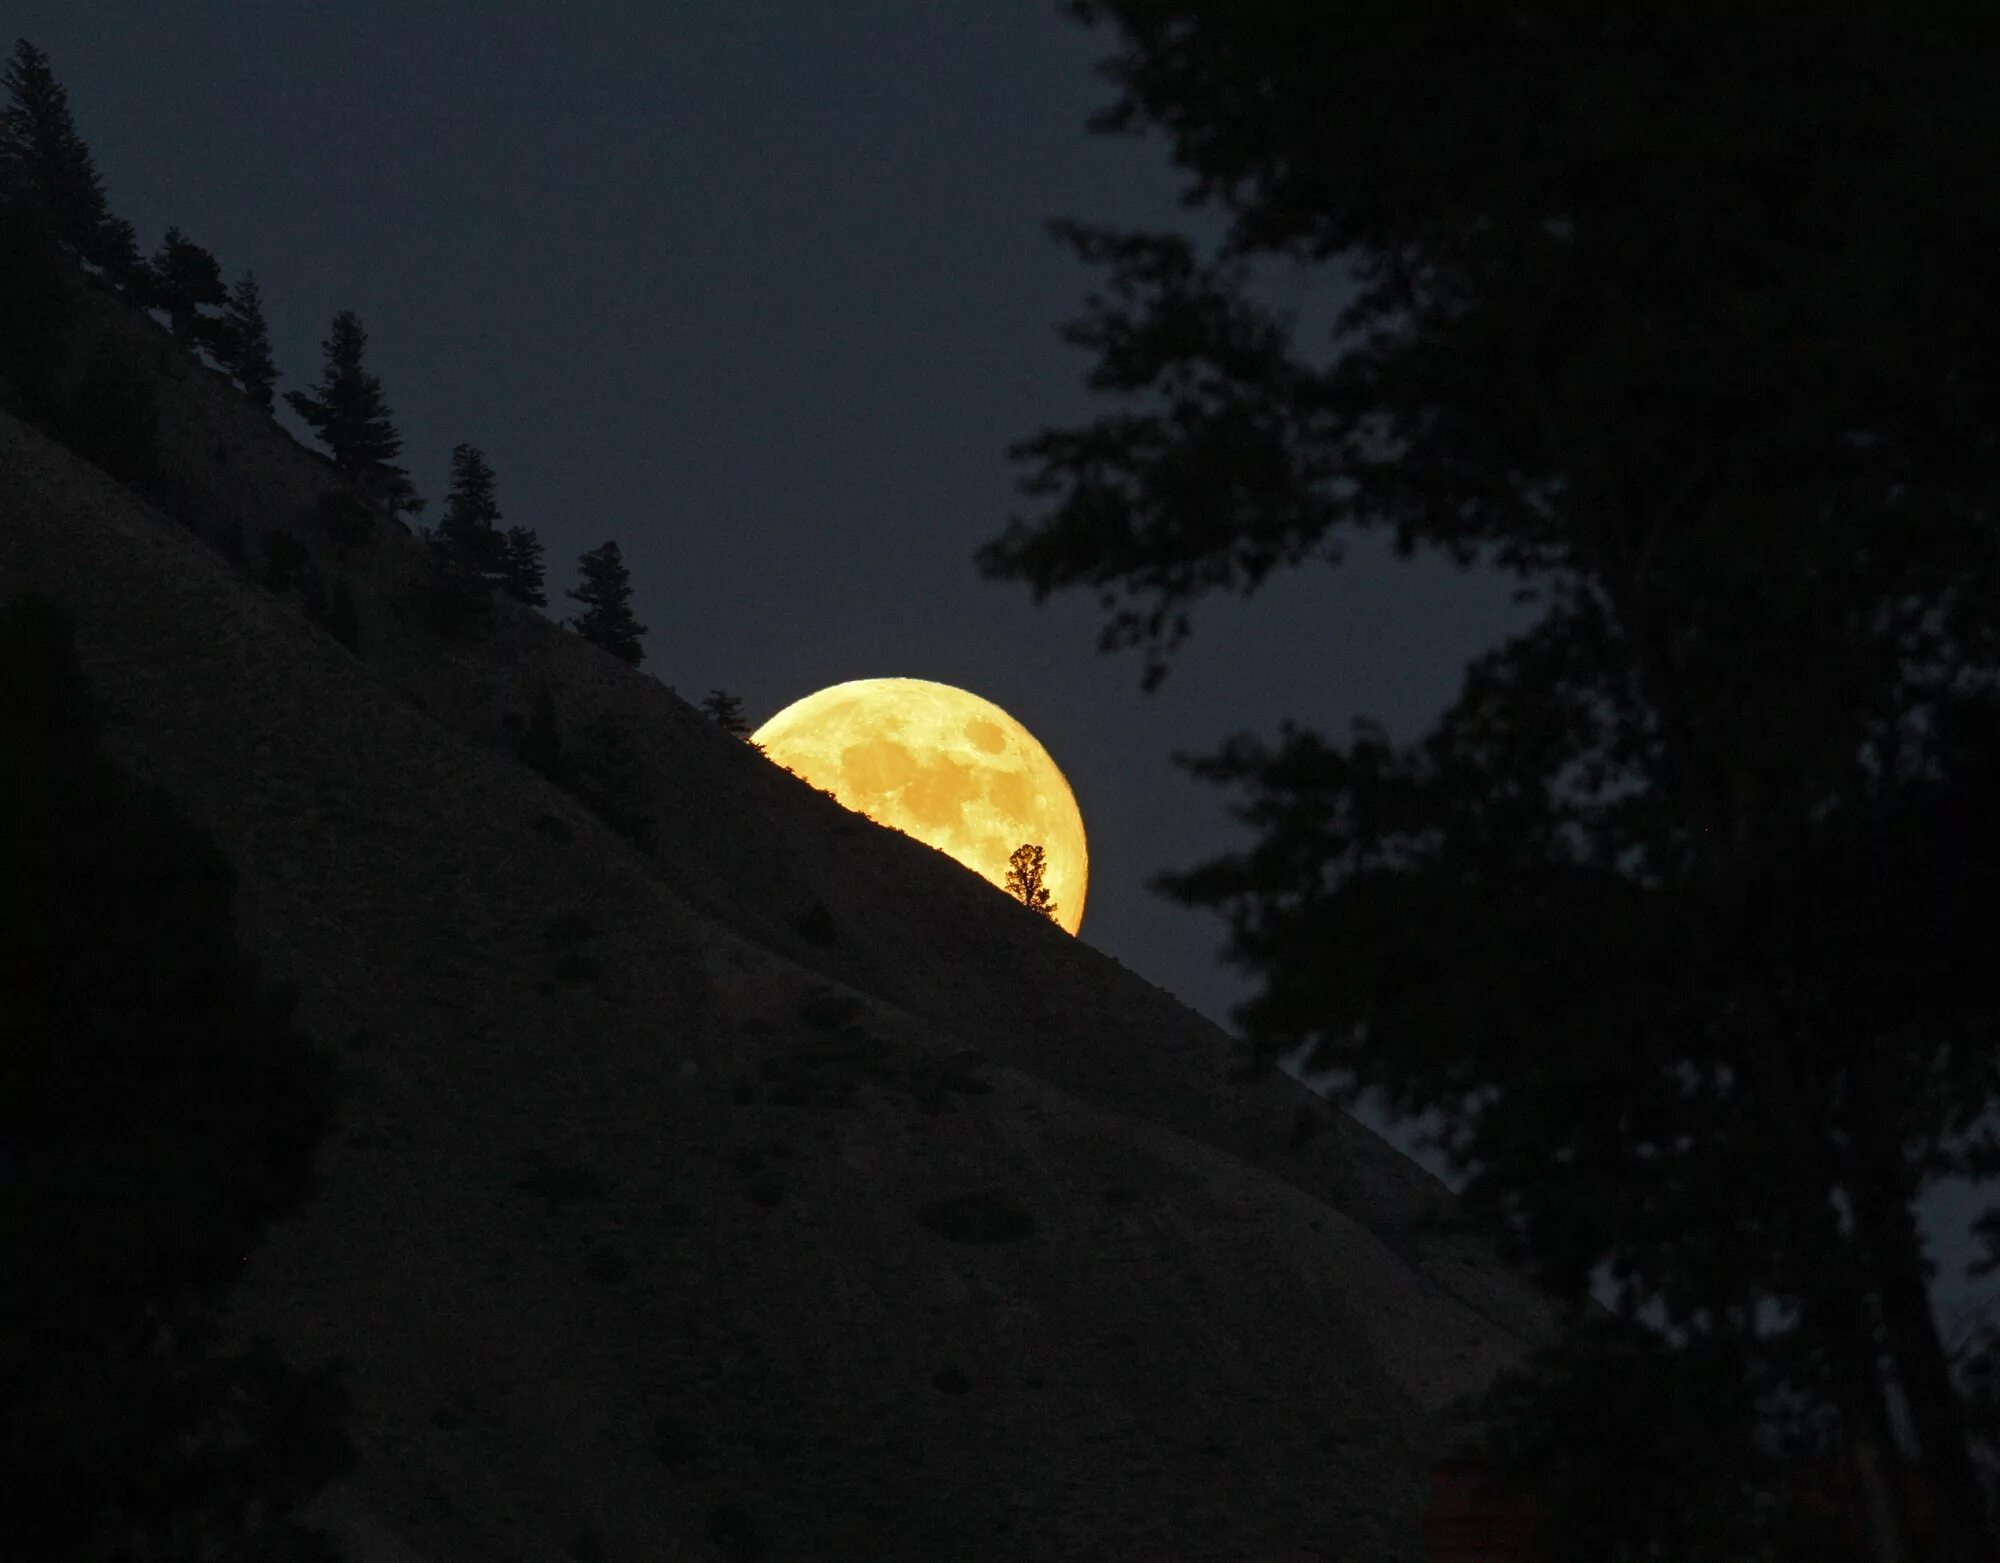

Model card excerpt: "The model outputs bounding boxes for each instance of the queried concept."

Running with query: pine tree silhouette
[565,540,647,666]
[1,588,355,1558]
[144,225,228,354]
[0,39,144,285]
[211,268,278,412]
[435,443,510,585]
[283,310,424,524]
[699,690,750,736]
[499,525,547,608]
[0,147,77,423]
[1004,842,1058,921]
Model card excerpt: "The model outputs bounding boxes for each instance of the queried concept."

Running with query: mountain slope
[1,278,1574,1561]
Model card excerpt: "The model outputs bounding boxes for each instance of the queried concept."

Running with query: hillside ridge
[1,271,1577,1561]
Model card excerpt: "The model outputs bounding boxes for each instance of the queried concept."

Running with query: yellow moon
[751,678,1088,934]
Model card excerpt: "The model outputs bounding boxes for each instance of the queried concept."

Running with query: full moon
[752,678,1088,935]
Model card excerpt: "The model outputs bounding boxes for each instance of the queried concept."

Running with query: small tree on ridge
[212,268,278,412]
[1005,842,1057,922]
[565,539,647,666]
[284,310,424,525]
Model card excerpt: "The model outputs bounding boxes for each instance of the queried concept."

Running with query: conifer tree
[144,225,228,353]
[435,443,510,584]
[0,39,143,285]
[210,269,279,411]
[283,310,424,524]
[564,540,647,666]
[0,123,76,423]
[699,689,750,736]
[1005,842,1058,921]
[499,525,547,608]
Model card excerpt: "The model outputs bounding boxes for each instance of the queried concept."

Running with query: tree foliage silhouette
[0,38,144,286]
[1004,842,1057,921]
[699,689,750,736]
[211,268,279,412]
[434,442,510,585]
[0,588,354,1560]
[283,309,424,525]
[143,224,229,355]
[500,524,548,608]
[976,7,2000,1559]
[565,540,647,666]
[0,110,77,423]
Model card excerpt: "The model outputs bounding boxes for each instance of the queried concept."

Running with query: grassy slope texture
[0,268,1574,1563]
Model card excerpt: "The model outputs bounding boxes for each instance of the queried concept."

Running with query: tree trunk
[1735,974,1921,1563]
[1846,1111,1999,1562]
[1850,1414,1919,1563]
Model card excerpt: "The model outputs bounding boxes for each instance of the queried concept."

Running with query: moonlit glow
[752,677,1088,934]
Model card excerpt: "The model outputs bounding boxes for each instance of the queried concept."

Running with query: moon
[751,678,1088,935]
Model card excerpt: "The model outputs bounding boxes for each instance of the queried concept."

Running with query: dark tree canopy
[978,7,2000,1558]
[565,539,647,666]
[1004,842,1057,921]
[144,224,229,354]
[0,589,353,1559]
[434,442,511,585]
[699,689,750,736]
[212,268,280,412]
[0,132,77,423]
[283,310,425,524]
[0,38,142,284]
[500,524,548,608]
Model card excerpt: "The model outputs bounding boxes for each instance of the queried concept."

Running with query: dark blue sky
[21,1,1989,1329]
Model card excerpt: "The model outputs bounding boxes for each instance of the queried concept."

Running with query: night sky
[22,2,1988,1330]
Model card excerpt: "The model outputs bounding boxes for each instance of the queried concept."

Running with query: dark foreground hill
[0,273,1575,1561]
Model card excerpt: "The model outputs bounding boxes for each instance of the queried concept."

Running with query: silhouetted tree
[0,39,144,286]
[143,224,229,355]
[1004,842,1057,921]
[499,524,547,608]
[565,540,647,666]
[434,443,510,585]
[699,689,750,736]
[0,144,76,423]
[414,526,494,642]
[211,268,279,411]
[0,588,354,1560]
[283,310,424,525]
[976,8,2000,1559]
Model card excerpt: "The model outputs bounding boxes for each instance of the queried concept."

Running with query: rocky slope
[0,275,1576,1561]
